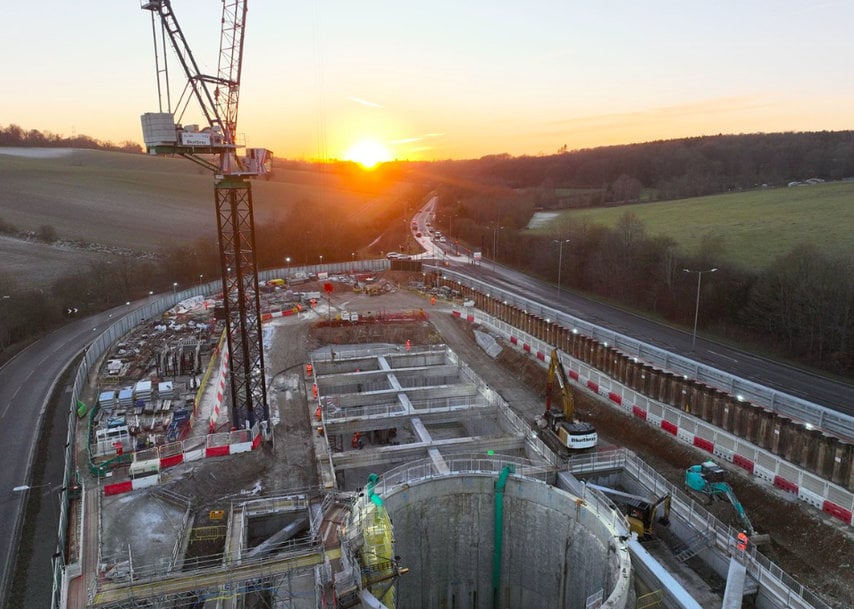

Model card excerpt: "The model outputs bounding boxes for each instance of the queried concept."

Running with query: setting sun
[344,139,392,169]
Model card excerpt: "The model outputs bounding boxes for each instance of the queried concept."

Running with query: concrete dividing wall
[382,474,632,609]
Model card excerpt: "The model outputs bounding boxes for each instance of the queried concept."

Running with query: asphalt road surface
[0,302,147,607]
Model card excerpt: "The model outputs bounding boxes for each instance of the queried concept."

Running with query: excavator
[685,461,769,543]
[538,349,597,453]
[587,484,671,538]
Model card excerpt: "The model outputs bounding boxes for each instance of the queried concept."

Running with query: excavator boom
[543,349,597,451]
[722,485,755,536]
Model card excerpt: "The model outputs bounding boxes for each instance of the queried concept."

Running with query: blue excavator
[685,461,769,543]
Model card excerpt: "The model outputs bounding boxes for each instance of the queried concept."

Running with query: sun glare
[344,139,392,169]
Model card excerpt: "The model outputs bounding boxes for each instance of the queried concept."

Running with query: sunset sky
[3,1,854,162]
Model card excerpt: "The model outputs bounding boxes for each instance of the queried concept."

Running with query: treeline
[0,123,142,154]
[428,131,854,205]
[433,190,853,376]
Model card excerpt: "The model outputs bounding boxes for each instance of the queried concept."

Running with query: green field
[540,182,854,270]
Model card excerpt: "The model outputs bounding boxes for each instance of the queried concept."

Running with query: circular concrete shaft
[382,473,633,609]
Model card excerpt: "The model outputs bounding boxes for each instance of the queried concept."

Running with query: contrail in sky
[348,97,383,108]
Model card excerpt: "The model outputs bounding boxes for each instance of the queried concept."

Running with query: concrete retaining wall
[439,279,854,528]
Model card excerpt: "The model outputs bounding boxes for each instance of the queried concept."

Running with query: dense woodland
[1,130,852,377]
[428,131,854,204]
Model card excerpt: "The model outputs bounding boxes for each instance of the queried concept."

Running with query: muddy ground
[161,274,853,608]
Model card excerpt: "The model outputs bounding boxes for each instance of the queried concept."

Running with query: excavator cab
[686,461,727,494]
[624,495,672,537]
[586,483,672,538]
[701,461,726,484]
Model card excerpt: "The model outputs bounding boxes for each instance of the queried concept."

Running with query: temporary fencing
[102,422,262,496]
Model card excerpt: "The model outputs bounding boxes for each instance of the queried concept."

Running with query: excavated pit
[381,473,633,609]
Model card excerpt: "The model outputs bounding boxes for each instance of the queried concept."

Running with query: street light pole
[285,256,291,282]
[683,267,718,351]
[492,224,503,269]
[553,239,570,297]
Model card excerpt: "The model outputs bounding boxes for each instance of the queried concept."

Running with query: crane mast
[140,0,270,433]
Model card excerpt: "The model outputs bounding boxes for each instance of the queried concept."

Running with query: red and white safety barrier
[103,425,262,497]
[485,311,854,528]
[209,344,230,433]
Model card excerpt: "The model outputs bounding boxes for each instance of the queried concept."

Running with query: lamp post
[492,224,504,269]
[683,267,718,351]
[172,282,178,297]
[351,252,355,273]
[198,274,204,288]
[553,239,570,297]
[285,256,291,282]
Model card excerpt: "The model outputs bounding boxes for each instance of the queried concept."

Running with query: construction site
[51,267,852,609]
[38,2,852,608]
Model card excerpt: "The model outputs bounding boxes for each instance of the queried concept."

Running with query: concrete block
[799,429,823,473]
[755,409,775,450]
[814,434,840,480]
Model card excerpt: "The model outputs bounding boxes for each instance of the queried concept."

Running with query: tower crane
[139,0,271,432]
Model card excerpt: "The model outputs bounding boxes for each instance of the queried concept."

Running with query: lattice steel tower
[140,0,271,430]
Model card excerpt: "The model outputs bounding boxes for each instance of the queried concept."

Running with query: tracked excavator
[587,484,671,538]
[537,349,597,453]
[685,461,770,544]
